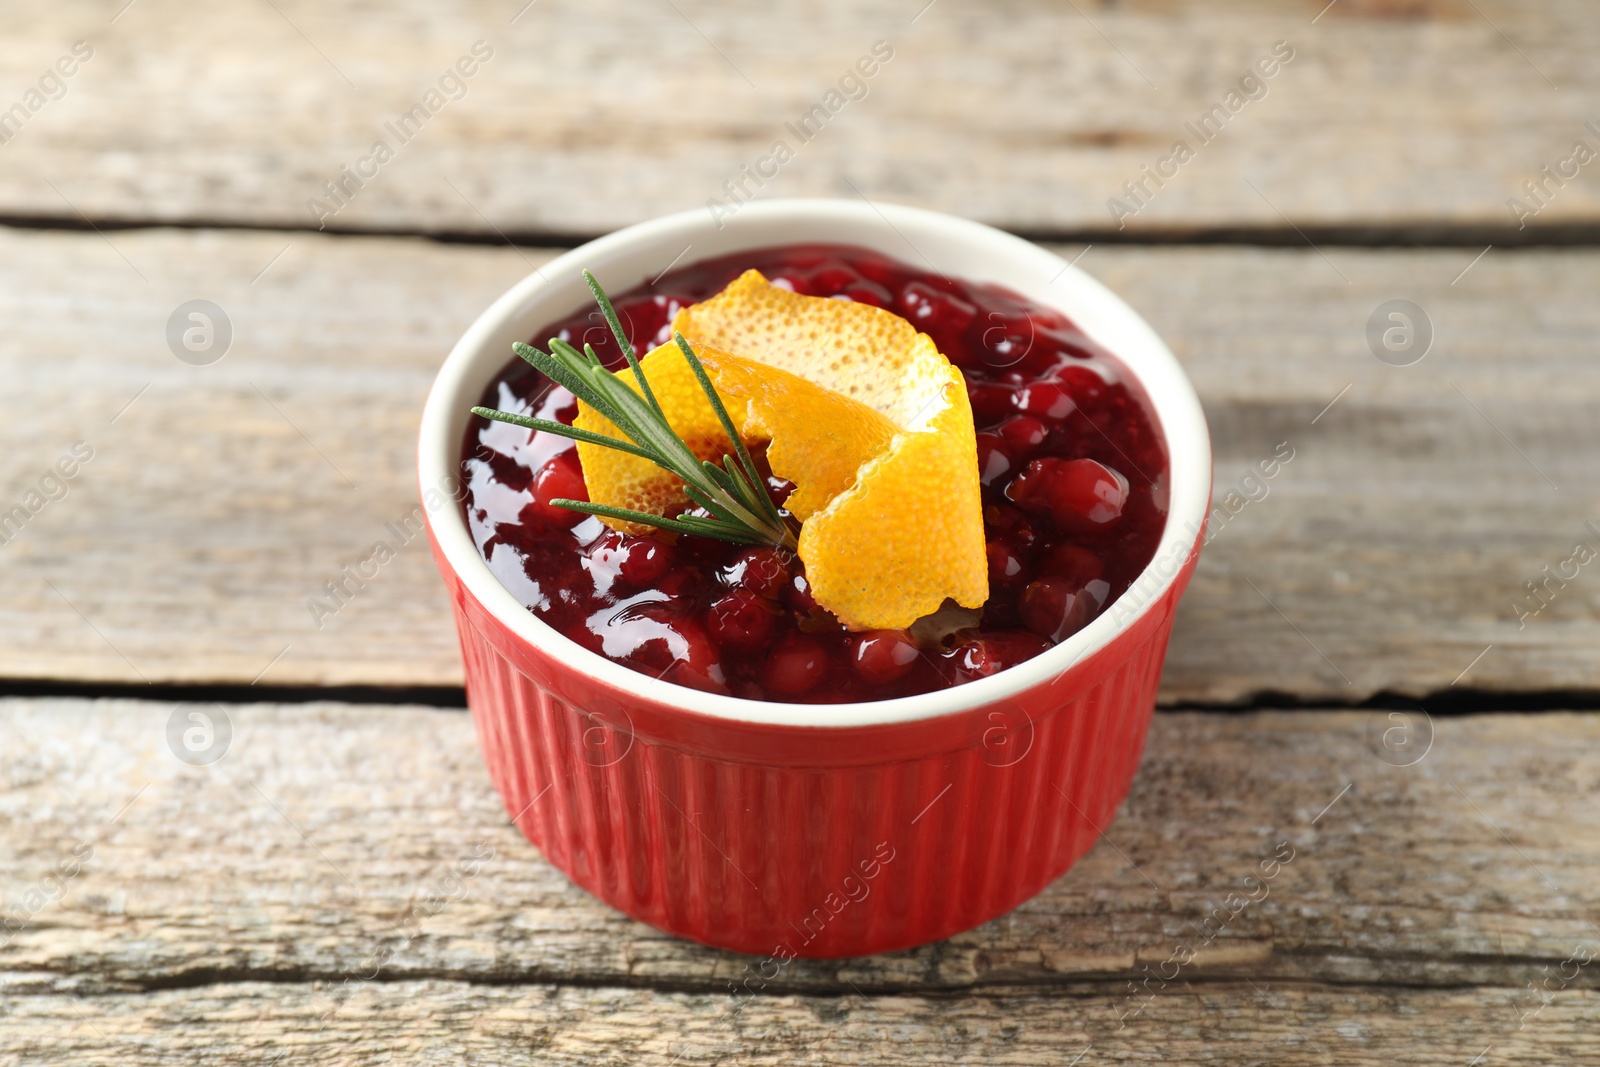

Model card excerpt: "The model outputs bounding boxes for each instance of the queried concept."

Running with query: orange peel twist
[573,270,986,630]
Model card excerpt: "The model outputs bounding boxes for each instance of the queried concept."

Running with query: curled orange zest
[574,270,986,630]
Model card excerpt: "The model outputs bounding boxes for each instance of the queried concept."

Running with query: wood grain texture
[1111,244,1600,701]
[4,699,1598,1000]
[3,227,1596,699]
[0,0,1594,236]
[0,228,533,688]
[4,981,1599,1066]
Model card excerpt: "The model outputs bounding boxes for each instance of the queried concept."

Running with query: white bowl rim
[420,198,1210,729]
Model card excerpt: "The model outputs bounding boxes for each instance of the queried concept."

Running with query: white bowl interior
[420,199,1211,728]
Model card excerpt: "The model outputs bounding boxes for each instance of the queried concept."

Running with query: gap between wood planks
[26,963,1594,1000]
[3,676,1600,713]
[3,212,1600,249]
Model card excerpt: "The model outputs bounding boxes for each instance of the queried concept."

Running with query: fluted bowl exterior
[420,200,1211,958]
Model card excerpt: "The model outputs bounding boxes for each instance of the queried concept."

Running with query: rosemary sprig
[472,270,798,550]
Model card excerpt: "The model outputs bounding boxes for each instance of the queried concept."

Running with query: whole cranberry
[1014,380,1075,420]
[584,530,676,594]
[764,635,828,697]
[782,571,821,615]
[672,620,729,695]
[1005,457,1129,534]
[1039,544,1103,587]
[976,433,1013,488]
[839,283,892,308]
[719,547,792,600]
[966,382,1017,425]
[974,308,1035,369]
[1013,334,1081,379]
[1019,578,1098,642]
[997,415,1049,458]
[616,536,674,587]
[1057,364,1109,403]
[854,254,899,285]
[706,589,779,654]
[986,539,1027,590]
[900,282,978,336]
[808,265,859,294]
[651,567,702,601]
[524,453,588,526]
[852,630,921,685]
[945,631,1052,680]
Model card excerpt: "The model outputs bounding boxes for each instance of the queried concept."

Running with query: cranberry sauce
[461,244,1169,703]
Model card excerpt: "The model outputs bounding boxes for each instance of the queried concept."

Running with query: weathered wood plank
[2,980,1595,1066]
[1112,245,1600,701]
[2,228,1595,699]
[1,0,1595,235]
[0,228,524,688]
[4,699,1598,1001]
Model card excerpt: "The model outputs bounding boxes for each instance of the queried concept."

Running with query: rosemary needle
[472,271,798,549]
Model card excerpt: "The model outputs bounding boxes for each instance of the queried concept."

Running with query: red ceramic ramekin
[420,200,1210,959]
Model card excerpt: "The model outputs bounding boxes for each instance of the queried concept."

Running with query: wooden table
[3,2,1598,1063]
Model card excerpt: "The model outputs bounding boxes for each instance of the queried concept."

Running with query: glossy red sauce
[462,244,1168,703]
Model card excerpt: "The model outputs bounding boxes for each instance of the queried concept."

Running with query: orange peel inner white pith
[572,269,986,630]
